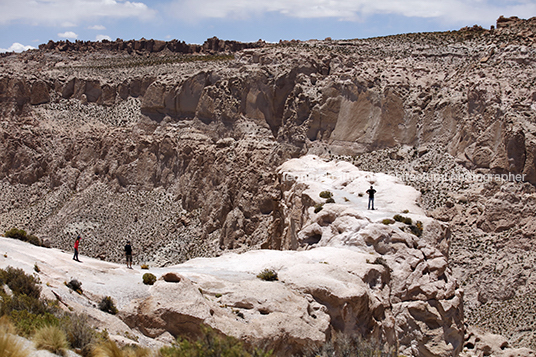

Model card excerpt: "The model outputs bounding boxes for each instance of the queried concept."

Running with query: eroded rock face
[118,156,465,357]
[0,16,535,355]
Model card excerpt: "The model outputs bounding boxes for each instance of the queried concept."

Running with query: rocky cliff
[1,15,536,354]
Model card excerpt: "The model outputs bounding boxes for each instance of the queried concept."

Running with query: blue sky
[1,0,535,52]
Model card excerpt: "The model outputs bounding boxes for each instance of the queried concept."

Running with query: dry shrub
[98,296,118,315]
[63,313,95,356]
[92,339,123,357]
[122,345,152,357]
[33,324,69,356]
[0,316,29,357]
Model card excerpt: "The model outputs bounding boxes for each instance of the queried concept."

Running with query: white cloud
[96,34,112,41]
[0,42,36,53]
[58,31,79,39]
[166,0,536,26]
[88,25,106,30]
[0,0,157,26]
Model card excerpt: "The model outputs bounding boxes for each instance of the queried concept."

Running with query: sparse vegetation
[409,221,424,237]
[304,331,397,357]
[33,325,69,356]
[4,228,42,247]
[314,203,324,213]
[372,257,390,271]
[393,215,423,236]
[98,296,118,315]
[160,325,272,357]
[0,266,41,299]
[62,313,95,356]
[10,310,60,337]
[0,316,29,357]
[0,267,59,337]
[326,197,335,204]
[256,269,278,282]
[92,339,123,357]
[79,54,235,71]
[140,264,149,270]
[142,273,157,285]
[319,191,333,199]
[66,279,83,294]
[393,214,412,225]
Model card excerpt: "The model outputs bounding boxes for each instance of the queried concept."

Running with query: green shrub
[98,296,118,315]
[393,214,404,222]
[160,325,272,357]
[0,267,58,336]
[393,215,412,225]
[325,197,335,204]
[0,266,41,299]
[33,325,69,356]
[319,191,333,199]
[257,269,278,282]
[26,234,41,247]
[4,228,41,247]
[4,228,27,240]
[142,273,157,285]
[66,279,83,294]
[10,309,60,337]
[381,219,394,225]
[402,209,409,214]
[314,203,324,213]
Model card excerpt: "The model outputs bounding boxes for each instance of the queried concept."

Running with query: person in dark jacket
[366,185,377,210]
[125,241,133,268]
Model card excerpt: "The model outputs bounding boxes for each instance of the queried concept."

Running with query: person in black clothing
[366,185,377,210]
[125,241,133,268]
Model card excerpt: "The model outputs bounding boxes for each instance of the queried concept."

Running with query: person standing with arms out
[125,241,133,269]
[73,236,81,262]
[366,185,377,210]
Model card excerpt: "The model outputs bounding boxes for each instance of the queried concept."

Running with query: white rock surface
[0,155,467,356]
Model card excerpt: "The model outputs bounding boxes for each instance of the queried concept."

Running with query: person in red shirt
[73,236,81,262]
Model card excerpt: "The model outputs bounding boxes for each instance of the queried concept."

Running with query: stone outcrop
[35,36,265,55]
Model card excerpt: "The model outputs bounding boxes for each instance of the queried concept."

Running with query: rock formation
[0,15,536,355]
[0,156,466,357]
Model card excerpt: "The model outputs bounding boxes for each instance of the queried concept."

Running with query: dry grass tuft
[33,325,69,356]
[0,316,29,357]
[92,339,123,357]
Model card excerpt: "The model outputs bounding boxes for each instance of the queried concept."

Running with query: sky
[0,0,535,53]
